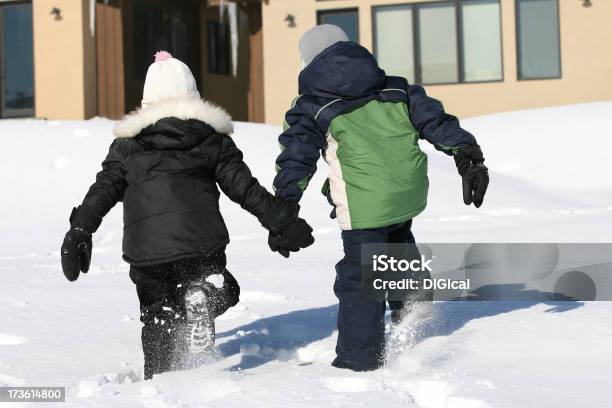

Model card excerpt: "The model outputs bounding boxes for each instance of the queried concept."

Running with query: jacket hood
[298,42,386,99]
[135,117,215,151]
[114,96,233,139]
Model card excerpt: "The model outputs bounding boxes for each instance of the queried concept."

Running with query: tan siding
[33,0,95,120]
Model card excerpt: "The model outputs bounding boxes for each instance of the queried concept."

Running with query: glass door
[0,1,34,118]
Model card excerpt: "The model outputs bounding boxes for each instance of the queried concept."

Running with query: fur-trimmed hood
[114,96,234,138]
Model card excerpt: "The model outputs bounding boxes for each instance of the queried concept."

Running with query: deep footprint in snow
[0,332,28,345]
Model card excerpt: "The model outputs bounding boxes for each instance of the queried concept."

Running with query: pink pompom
[154,51,172,62]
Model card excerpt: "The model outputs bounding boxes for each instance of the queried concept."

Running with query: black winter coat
[74,98,291,266]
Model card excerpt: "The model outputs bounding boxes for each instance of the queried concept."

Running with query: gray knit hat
[299,24,349,67]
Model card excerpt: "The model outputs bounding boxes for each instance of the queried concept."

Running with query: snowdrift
[0,102,611,407]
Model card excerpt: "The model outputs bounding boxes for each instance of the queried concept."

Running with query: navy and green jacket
[273,41,476,230]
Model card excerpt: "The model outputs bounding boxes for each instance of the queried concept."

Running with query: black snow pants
[332,220,424,371]
[129,253,240,379]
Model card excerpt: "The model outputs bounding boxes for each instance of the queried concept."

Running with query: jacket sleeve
[407,84,477,155]
[214,135,277,223]
[273,99,326,201]
[78,140,128,232]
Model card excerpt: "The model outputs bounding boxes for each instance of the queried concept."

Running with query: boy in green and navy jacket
[272,25,489,371]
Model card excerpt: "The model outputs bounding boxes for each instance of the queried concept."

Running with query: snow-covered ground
[1,102,611,407]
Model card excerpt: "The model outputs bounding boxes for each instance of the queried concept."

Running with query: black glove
[268,218,315,258]
[61,206,99,282]
[454,144,489,208]
[261,199,299,234]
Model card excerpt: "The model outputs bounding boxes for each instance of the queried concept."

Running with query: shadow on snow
[215,285,583,370]
[216,304,338,371]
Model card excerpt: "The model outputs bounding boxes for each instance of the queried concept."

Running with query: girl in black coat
[60,52,313,379]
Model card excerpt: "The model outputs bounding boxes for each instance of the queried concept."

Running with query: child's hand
[60,206,97,281]
[268,218,315,258]
[454,144,489,208]
[461,163,489,208]
[61,228,92,281]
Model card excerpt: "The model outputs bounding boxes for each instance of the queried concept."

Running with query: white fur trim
[114,96,234,138]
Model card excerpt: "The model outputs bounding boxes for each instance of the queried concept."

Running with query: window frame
[317,7,360,43]
[515,0,562,81]
[372,0,504,86]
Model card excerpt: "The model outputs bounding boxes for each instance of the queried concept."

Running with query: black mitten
[454,145,489,208]
[268,218,315,258]
[61,228,92,281]
[60,206,99,282]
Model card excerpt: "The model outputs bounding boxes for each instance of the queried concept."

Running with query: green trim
[283,95,303,130]
[290,95,302,109]
[438,144,460,154]
[297,175,311,191]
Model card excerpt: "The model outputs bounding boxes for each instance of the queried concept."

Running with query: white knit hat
[141,51,200,106]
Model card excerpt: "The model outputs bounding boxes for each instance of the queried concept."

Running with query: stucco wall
[33,0,96,120]
[261,0,612,125]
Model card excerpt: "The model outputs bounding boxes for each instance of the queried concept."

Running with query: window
[374,5,415,83]
[418,3,458,84]
[0,2,34,118]
[461,0,503,82]
[317,8,359,43]
[516,0,561,79]
[207,21,230,75]
[373,0,502,85]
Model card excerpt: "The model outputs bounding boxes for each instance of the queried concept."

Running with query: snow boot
[331,356,384,372]
[184,284,215,355]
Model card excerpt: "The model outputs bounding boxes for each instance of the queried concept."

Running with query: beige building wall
[33,0,96,120]
[261,0,612,125]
